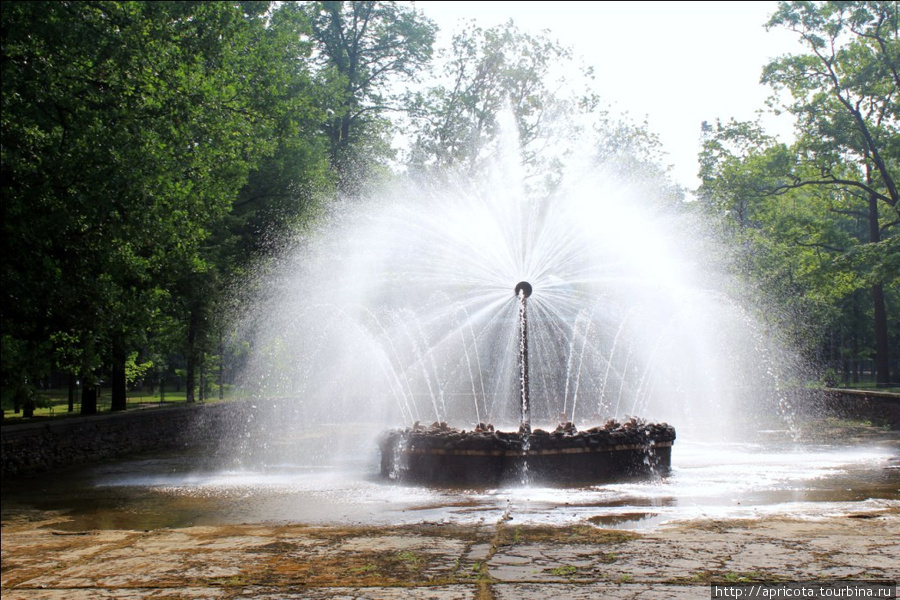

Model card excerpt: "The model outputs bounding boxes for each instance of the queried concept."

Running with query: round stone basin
[380,418,676,486]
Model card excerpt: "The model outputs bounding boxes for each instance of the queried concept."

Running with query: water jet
[515,280,532,432]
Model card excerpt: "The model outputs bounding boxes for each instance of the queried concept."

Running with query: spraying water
[230,119,804,470]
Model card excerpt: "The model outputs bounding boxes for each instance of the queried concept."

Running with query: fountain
[230,118,805,487]
[378,281,677,485]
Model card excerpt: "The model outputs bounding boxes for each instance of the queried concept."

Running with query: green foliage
[1,1,335,405]
[405,20,597,185]
[698,1,899,385]
[762,1,898,207]
[303,1,437,194]
[404,19,681,204]
[547,565,578,577]
[124,352,153,388]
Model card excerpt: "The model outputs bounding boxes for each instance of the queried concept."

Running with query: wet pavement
[3,427,899,599]
[4,436,899,531]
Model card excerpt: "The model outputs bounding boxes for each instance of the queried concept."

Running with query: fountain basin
[380,419,675,486]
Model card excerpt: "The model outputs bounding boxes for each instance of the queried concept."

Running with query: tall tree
[173,1,333,403]
[698,120,895,370]
[699,1,899,386]
[1,1,326,409]
[405,20,598,188]
[303,1,436,194]
[761,0,898,386]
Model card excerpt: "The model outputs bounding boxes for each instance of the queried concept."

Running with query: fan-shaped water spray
[230,121,804,478]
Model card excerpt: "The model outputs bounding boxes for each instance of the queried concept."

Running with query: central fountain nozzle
[514,281,532,432]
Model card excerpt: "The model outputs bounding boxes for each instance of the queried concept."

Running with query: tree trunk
[873,282,890,387]
[868,190,891,387]
[186,308,199,403]
[199,355,205,402]
[22,388,35,418]
[68,373,76,412]
[218,333,225,400]
[111,341,127,411]
[186,360,196,403]
[81,385,98,415]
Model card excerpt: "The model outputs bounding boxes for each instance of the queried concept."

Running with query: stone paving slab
[0,584,743,600]
[493,583,705,599]
[0,588,478,600]
[2,507,898,599]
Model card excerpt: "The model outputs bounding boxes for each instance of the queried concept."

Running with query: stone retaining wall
[822,388,900,429]
[1,403,241,478]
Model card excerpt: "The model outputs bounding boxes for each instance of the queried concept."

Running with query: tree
[405,21,598,188]
[699,120,888,369]
[403,20,683,207]
[303,1,436,194]
[171,1,334,403]
[698,0,899,386]
[761,0,899,386]
[1,1,328,410]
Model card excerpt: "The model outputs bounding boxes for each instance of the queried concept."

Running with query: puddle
[587,512,659,528]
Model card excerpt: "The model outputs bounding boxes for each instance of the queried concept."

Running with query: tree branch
[792,238,846,254]
[759,177,893,205]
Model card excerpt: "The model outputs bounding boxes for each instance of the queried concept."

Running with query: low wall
[821,388,900,429]
[3,390,896,478]
[1,402,243,479]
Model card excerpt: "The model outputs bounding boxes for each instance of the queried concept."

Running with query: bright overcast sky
[413,1,803,190]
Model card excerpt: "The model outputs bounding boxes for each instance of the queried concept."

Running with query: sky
[413,1,803,190]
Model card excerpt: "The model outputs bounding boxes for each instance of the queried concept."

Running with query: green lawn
[2,388,234,422]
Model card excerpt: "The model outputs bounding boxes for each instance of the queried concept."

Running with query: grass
[547,565,578,577]
[210,574,249,587]
[826,382,900,392]
[347,564,378,574]
[395,551,424,567]
[599,552,618,563]
[2,387,236,422]
[722,571,766,583]
[498,525,639,546]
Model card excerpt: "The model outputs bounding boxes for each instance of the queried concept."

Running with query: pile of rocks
[382,418,675,454]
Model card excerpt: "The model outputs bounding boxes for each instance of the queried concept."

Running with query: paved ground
[2,504,897,600]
